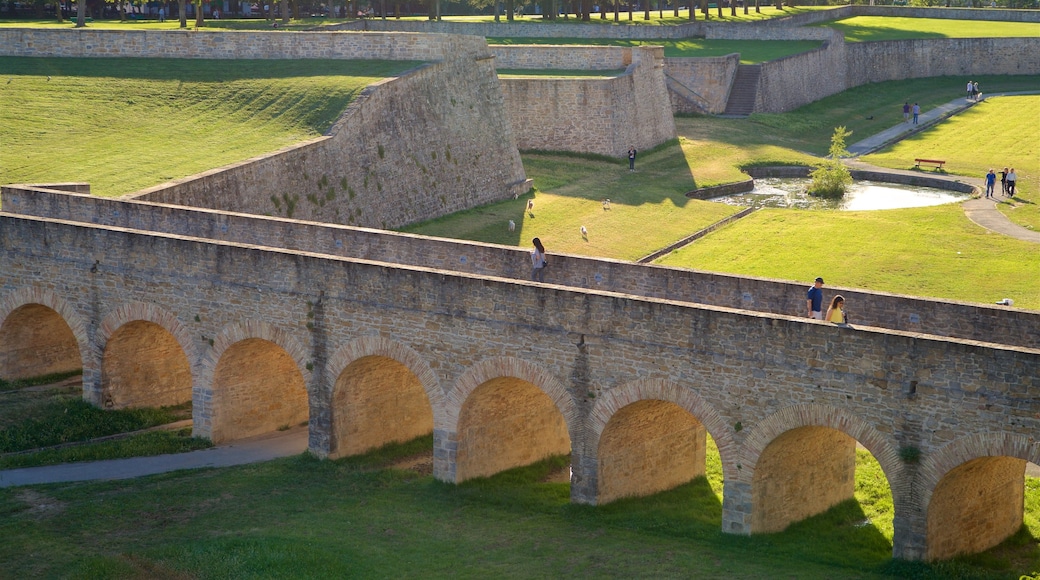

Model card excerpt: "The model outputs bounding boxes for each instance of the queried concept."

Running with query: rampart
[495,46,676,156]
[0,29,529,229]
[6,185,1037,350]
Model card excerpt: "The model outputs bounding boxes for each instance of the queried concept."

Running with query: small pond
[712,178,971,211]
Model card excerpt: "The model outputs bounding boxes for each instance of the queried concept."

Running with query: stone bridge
[1,185,1038,562]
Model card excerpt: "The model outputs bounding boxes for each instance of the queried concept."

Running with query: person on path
[966,80,973,101]
[912,103,920,125]
[826,295,846,325]
[1000,167,1009,195]
[973,81,980,101]
[627,147,637,171]
[902,102,910,123]
[158,5,165,21]
[985,169,996,198]
[530,237,547,282]
[1006,168,1017,197]
[806,277,825,320]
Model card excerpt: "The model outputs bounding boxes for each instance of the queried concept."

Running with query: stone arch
[444,356,577,483]
[739,403,904,535]
[587,377,737,504]
[920,433,1040,562]
[589,378,737,476]
[199,320,310,444]
[97,302,196,409]
[325,335,442,459]
[0,286,88,382]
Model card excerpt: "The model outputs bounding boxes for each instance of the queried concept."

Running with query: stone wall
[664,54,739,114]
[6,185,1037,350]
[846,37,1040,85]
[498,46,677,157]
[0,30,529,229]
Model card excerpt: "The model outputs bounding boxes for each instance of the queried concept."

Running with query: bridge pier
[721,480,753,534]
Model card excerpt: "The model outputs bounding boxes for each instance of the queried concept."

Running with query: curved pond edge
[685,166,979,200]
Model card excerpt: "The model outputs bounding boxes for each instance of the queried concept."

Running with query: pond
[711,178,971,211]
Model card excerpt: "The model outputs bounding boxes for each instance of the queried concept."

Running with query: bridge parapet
[5,185,1036,350]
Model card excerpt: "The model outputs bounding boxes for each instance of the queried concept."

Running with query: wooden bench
[914,158,946,170]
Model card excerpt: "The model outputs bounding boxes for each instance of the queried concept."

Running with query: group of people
[966,80,982,102]
[901,101,921,125]
[984,167,1018,198]
[807,277,847,325]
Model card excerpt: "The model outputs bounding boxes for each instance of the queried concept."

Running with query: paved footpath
[847,92,1040,244]
[0,426,309,488]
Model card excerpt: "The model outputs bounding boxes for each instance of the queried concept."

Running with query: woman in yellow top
[826,295,845,325]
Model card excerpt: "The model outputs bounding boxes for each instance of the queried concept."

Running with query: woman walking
[826,295,846,325]
[530,237,547,282]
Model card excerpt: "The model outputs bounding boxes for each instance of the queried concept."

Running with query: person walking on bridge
[807,277,825,320]
[530,237,548,282]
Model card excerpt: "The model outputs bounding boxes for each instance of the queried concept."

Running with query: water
[712,178,970,211]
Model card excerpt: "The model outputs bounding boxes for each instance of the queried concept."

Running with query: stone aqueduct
[2,185,1038,563]
[1,13,1039,564]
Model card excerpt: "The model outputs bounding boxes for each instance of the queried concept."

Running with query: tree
[179,0,188,27]
[76,0,87,26]
[807,126,853,199]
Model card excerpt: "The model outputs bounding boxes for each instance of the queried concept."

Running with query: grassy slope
[0,57,417,197]
[816,16,1040,42]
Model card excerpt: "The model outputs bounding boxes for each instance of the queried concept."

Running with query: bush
[808,126,853,199]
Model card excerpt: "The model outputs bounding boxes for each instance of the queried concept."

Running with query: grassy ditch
[814,16,1040,42]
[489,37,823,62]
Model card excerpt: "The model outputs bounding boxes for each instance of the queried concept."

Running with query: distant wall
[664,54,739,114]
[497,46,676,157]
[0,30,529,229]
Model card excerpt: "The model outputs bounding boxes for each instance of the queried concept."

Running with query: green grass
[0,397,190,452]
[0,435,1034,578]
[0,428,212,469]
[489,37,823,63]
[0,369,82,392]
[0,56,419,197]
[401,142,746,261]
[656,205,1040,309]
[864,95,1040,231]
[816,16,1040,42]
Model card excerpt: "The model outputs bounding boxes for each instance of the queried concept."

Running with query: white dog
[580,225,588,239]
[602,198,611,210]
[508,220,515,232]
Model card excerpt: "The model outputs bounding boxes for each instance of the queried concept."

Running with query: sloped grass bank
[0,56,418,197]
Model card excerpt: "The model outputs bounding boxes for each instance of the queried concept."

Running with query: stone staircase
[723,65,762,117]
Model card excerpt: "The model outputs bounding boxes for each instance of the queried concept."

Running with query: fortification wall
[756,35,849,113]
[498,46,676,156]
[664,54,739,114]
[0,29,528,229]
[6,186,1037,350]
[491,44,633,70]
[845,37,1040,85]
[344,18,706,39]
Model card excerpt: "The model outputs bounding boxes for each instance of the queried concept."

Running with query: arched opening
[331,355,433,458]
[455,376,570,482]
[101,320,192,409]
[211,338,308,444]
[598,399,707,504]
[0,303,80,382]
[927,456,1027,561]
[751,426,858,534]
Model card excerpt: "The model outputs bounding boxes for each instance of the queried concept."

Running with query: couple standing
[807,277,847,325]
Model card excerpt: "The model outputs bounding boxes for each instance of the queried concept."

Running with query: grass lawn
[489,37,823,62]
[0,56,418,197]
[401,142,753,262]
[864,95,1040,232]
[0,434,1034,578]
[816,16,1040,42]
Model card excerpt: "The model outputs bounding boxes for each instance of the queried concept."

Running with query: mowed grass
[401,142,749,261]
[864,95,1040,231]
[489,37,823,62]
[0,57,419,197]
[817,16,1040,42]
